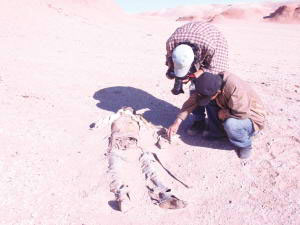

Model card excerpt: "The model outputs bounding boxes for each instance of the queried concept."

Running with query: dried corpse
[95,107,188,212]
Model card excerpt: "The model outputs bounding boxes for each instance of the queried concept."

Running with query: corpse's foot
[115,192,133,213]
[158,194,188,209]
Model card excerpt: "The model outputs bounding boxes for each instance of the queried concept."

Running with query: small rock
[241,161,248,166]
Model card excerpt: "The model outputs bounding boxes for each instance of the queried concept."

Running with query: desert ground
[0,1,299,225]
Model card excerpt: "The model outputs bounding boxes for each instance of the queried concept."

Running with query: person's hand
[194,69,204,78]
[218,109,230,121]
[167,118,182,140]
[182,77,190,84]
[182,69,204,84]
[167,123,179,139]
[166,68,175,80]
[166,74,175,80]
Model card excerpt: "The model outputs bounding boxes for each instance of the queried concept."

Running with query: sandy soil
[0,1,299,225]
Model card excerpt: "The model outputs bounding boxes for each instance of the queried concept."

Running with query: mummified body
[106,107,187,212]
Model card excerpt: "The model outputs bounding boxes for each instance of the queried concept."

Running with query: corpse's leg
[139,152,169,194]
[139,152,187,209]
[107,151,132,212]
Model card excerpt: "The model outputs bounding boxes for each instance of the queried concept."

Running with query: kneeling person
[168,72,266,159]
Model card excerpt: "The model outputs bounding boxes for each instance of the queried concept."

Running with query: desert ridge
[141,1,300,24]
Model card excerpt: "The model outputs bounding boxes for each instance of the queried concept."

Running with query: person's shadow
[93,86,181,128]
[92,86,233,151]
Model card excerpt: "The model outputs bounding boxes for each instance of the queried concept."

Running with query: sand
[0,1,299,225]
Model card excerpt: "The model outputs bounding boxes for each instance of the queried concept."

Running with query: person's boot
[187,120,206,136]
[237,146,252,159]
[202,130,227,141]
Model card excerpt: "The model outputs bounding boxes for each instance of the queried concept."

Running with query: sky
[115,0,283,13]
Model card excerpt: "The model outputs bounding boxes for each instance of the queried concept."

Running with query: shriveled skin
[109,109,140,151]
[111,113,140,137]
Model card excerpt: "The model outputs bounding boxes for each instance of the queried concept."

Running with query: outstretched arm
[167,94,198,139]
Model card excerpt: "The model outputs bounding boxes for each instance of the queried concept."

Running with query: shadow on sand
[178,129,234,152]
[93,86,179,128]
[93,86,233,151]
[108,200,120,211]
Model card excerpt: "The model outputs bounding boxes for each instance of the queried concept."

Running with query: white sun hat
[172,44,194,78]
